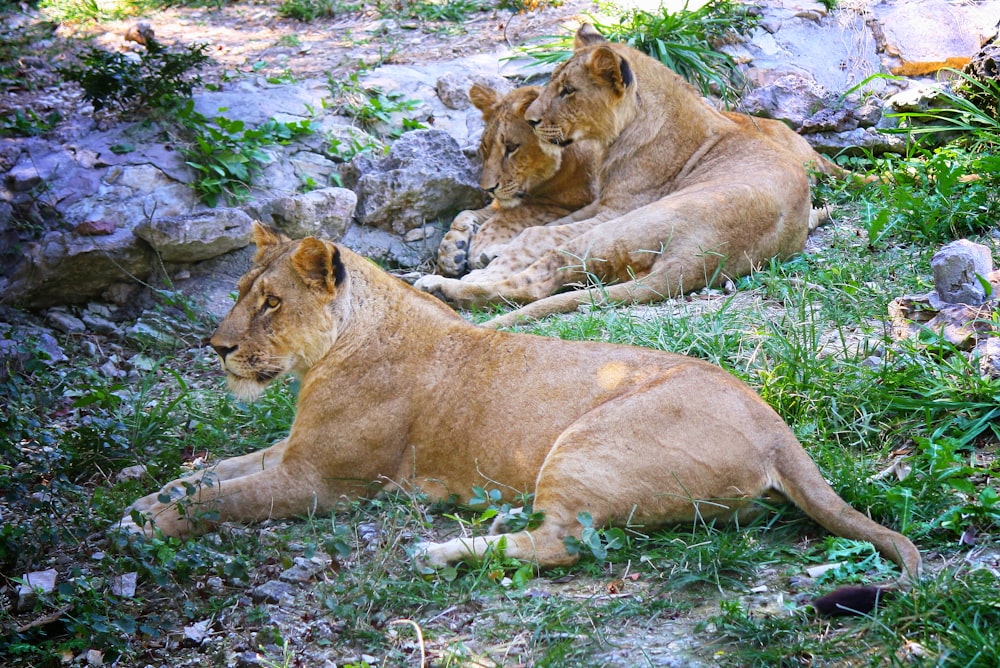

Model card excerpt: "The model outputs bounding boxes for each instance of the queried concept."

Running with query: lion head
[210,224,346,402]
[524,24,637,148]
[469,84,566,209]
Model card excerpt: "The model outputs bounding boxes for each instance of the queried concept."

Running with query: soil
[1,0,596,134]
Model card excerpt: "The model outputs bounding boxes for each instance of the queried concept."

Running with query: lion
[415,25,833,327]
[120,224,920,613]
[436,84,600,277]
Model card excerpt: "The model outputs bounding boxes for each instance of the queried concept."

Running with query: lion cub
[121,224,920,614]
[436,84,600,277]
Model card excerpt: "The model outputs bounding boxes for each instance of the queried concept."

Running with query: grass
[4,200,999,664]
[517,0,759,102]
[4,5,1000,665]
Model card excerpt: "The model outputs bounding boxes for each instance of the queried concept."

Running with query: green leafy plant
[39,0,142,23]
[278,0,362,21]
[890,69,1000,152]
[0,108,61,137]
[174,101,313,205]
[392,0,488,24]
[858,147,1000,246]
[563,511,628,563]
[58,39,210,115]
[328,72,427,138]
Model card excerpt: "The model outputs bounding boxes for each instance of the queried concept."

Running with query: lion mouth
[255,369,281,383]
[539,135,573,148]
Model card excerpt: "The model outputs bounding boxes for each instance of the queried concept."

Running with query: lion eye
[504,143,519,157]
[559,85,575,98]
[263,295,281,310]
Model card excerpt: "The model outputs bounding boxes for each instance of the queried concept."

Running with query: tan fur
[415,26,830,326]
[436,85,600,277]
[119,224,921,586]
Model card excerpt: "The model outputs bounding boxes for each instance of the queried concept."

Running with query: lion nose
[213,344,237,361]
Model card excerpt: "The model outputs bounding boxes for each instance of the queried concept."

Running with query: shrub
[58,39,209,115]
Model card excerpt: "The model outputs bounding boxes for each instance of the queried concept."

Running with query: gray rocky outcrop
[352,129,485,235]
[249,187,357,240]
[134,208,255,263]
[2,0,998,310]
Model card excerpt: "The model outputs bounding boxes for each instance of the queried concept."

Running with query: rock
[923,304,995,349]
[803,127,908,156]
[339,222,441,269]
[133,208,254,263]
[17,568,58,612]
[115,464,148,482]
[878,0,981,71]
[977,337,1000,378]
[182,619,213,646]
[251,579,296,604]
[46,308,85,334]
[884,83,952,114]
[278,554,332,583]
[81,312,118,335]
[74,219,117,236]
[1,227,155,308]
[353,129,485,235]
[436,71,513,110]
[250,187,357,240]
[930,239,994,306]
[110,572,138,598]
[742,74,830,130]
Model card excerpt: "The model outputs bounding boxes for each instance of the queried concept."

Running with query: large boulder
[134,208,254,263]
[352,129,485,235]
[1,227,155,308]
[250,187,357,240]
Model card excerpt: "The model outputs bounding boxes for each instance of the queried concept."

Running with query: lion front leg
[117,446,330,538]
[437,208,493,277]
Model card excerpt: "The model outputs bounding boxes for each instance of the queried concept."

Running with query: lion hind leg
[420,522,580,569]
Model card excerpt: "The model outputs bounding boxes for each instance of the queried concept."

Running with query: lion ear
[291,238,345,296]
[469,83,499,119]
[252,223,290,262]
[514,86,541,117]
[588,46,633,95]
[574,23,606,50]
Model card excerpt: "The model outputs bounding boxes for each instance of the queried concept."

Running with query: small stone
[110,572,138,598]
[99,360,121,378]
[251,580,295,604]
[183,619,212,646]
[47,309,86,334]
[17,568,58,611]
[86,649,104,666]
[278,554,332,583]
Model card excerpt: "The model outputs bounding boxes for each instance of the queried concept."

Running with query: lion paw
[437,215,479,277]
[414,274,460,305]
[113,510,156,538]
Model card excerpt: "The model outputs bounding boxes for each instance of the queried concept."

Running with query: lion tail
[771,434,922,614]
[482,277,673,329]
